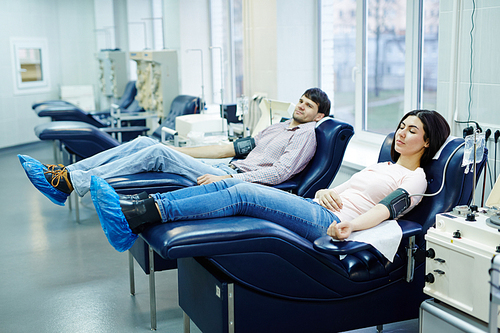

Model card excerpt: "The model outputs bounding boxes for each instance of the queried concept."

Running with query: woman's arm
[327,204,390,240]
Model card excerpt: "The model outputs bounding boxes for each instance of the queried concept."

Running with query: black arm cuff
[233,137,256,159]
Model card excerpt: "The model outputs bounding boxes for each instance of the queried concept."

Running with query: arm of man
[232,128,317,185]
[170,143,235,159]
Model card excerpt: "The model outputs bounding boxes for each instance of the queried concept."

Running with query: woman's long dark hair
[391,110,450,167]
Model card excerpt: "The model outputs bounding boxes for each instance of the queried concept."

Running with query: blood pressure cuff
[379,188,411,219]
[233,137,256,159]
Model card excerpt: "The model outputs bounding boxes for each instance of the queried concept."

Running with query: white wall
[437,0,500,203]
[242,0,318,102]
[243,0,278,99]
[178,0,213,102]
[276,0,318,103]
[0,0,97,149]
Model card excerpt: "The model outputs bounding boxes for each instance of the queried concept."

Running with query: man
[19,88,330,206]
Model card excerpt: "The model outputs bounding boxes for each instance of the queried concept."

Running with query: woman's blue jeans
[152,178,340,241]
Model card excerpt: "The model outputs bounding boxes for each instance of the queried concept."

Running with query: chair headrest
[292,117,354,198]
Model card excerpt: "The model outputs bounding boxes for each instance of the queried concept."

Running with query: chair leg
[149,245,157,330]
[74,193,80,223]
[376,324,383,332]
[69,153,80,223]
[129,251,135,296]
[53,140,59,164]
[183,312,190,333]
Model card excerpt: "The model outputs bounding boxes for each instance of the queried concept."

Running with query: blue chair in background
[33,95,202,222]
[133,133,486,332]
[33,81,146,142]
[34,95,202,162]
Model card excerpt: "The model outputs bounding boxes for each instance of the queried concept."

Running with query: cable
[409,142,465,199]
[495,130,500,180]
[455,120,482,134]
[467,0,476,122]
[482,129,492,206]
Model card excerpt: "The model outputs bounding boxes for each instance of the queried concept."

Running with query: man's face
[292,95,324,124]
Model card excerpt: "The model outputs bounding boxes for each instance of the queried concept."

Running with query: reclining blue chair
[132,133,487,332]
[33,95,202,221]
[33,81,147,143]
[33,80,139,127]
[34,94,202,163]
[110,117,354,330]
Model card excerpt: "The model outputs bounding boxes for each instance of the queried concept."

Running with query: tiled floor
[0,141,418,332]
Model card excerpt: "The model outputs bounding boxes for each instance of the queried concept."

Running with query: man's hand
[327,221,352,240]
[197,174,232,185]
[315,189,343,212]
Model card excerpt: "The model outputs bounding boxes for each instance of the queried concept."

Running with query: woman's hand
[315,189,343,212]
[327,221,353,240]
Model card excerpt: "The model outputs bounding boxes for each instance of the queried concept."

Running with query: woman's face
[394,115,429,158]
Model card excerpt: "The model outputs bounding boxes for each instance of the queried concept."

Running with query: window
[210,0,243,104]
[11,38,51,94]
[365,0,406,134]
[320,0,439,139]
[422,0,439,111]
[320,0,357,125]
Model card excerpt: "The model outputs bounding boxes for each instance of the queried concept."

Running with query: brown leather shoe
[44,166,74,194]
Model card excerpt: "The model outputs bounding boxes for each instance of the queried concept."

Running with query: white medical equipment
[251,99,295,136]
[422,176,500,329]
[96,50,128,99]
[130,50,179,118]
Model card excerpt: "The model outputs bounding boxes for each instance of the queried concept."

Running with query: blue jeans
[152,178,340,241]
[66,136,237,196]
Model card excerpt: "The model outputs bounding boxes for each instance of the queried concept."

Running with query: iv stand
[210,46,225,133]
[467,128,479,221]
[186,49,205,112]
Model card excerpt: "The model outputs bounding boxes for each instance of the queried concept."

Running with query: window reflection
[422,0,439,111]
[366,0,406,134]
[18,48,43,82]
[320,0,357,125]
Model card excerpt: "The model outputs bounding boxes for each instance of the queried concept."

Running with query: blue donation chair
[117,117,354,330]
[33,95,201,222]
[33,80,140,128]
[134,133,487,332]
[34,95,202,163]
[33,81,145,142]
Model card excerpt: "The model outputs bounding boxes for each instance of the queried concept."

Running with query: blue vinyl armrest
[397,220,422,238]
[273,179,299,191]
[313,220,423,255]
[313,236,371,255]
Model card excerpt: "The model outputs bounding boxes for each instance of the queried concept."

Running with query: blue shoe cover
[90,176,138,252]
[20,161,69,206]
[17,154,39,165]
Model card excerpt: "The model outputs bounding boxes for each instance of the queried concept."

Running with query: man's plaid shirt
[231,119,317,185]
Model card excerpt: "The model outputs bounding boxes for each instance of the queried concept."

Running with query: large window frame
[321,0,432,144]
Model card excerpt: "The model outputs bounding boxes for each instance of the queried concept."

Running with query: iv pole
[210,46,225,132]
[186,49,205,112]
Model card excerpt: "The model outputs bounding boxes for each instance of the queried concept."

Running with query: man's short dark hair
[302,88,331,117]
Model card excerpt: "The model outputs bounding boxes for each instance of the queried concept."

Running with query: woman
[91,110,450,252]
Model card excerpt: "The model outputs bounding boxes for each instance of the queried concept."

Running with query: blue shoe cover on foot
[90,176,138,252]
[17,154,39,165]
[21,161,69,206]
